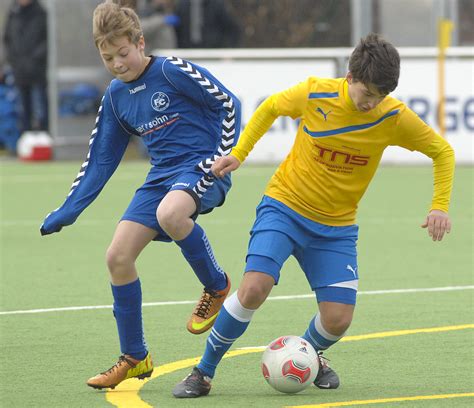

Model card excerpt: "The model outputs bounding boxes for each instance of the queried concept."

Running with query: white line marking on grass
[0,169,269,184]
[0,218,250,227]
[0,285,473,316]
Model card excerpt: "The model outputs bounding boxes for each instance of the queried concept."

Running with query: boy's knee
[328,317,352,336]
[106,245,132,272]
[321,312,353,336]
[319,303,354,336]
[156,205,181,234]
[238,285,268,309]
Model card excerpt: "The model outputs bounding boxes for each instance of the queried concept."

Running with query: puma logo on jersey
[316,107,331,121]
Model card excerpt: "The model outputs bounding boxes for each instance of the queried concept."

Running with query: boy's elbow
[444,143,455,162]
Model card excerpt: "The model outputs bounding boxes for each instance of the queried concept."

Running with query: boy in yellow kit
[173,33,454,397]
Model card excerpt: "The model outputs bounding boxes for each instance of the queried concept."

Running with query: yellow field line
[105,349,263,408]
[286,392,474,407]
[339,323,474,342]
[106,324,474,408]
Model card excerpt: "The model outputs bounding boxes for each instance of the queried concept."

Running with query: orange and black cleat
[187,274,231,334]
[86,353,153,390]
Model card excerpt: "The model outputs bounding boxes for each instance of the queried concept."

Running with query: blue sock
[197,292,255,377]
[175,223,227,291]
[111,279,148,360]
[302,313,344,351]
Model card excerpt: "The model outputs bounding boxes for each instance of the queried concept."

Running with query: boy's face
[99,36,147,82]
[346,72,386,112]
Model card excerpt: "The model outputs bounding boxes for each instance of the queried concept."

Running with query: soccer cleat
[314,352,340,389]
[86,353,153,390]
[172,367,212,398]
[187,274,231,334]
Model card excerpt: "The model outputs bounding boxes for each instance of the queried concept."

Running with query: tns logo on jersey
[313,142,370,166]
[151,91,170,112]
[316,107,331,121]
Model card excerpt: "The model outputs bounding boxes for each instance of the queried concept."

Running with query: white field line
[0,285,472,316]
[0,169,269,184]
[2,218,248,227]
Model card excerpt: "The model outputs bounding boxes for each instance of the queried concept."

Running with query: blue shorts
[246,196,359,304]
[121,171,231,242]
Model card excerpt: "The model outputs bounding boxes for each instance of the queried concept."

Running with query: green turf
[0,162,473,408]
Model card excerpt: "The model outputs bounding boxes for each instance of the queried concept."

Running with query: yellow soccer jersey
[231,77,454,226]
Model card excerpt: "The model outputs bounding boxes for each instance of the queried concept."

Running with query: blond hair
[92,1,143,49]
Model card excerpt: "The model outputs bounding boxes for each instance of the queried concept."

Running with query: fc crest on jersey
[151,91,170,112]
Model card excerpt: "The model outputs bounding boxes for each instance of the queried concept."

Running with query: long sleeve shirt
[231,77,454,226]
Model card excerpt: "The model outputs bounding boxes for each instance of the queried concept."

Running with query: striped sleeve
[166,57,240,172]
[163,56,241,197]
[231,95,279,163]
[40,88,130,234]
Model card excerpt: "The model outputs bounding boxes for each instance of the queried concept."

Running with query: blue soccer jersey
[41,56,241,233]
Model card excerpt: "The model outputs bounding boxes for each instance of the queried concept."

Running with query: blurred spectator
[141,0,178,52]
[0,66,21,155]
[3,0,48,132]
[111,0,177,51]
[110,0,138,7]
[174,0,241,48]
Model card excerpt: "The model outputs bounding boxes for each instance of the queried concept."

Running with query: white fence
[54,47,474,163]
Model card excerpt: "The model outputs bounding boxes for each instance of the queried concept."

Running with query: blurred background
[0,0,472,162]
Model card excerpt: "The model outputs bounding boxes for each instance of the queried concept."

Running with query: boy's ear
[346,72,353,84]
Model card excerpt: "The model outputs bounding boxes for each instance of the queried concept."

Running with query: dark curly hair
[348,33,400,95]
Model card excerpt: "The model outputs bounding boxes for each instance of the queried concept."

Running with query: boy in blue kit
[40,2,241,389]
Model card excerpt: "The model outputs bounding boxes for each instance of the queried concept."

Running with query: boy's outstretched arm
[211,80,308,179]
[40,89,130,236]
[211,91,289,178]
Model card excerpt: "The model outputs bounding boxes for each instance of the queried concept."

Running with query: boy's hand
[421,209,451,241]
[211,156,241,178]
[40,210,75,236]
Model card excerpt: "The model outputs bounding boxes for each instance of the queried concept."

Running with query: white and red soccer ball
[261,335,319,393]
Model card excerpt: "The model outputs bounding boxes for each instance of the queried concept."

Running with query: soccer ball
[261,335,319,394]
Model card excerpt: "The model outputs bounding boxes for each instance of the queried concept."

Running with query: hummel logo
[346,264,358,278]
[316,107,331,121]
[129,83,146,94]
